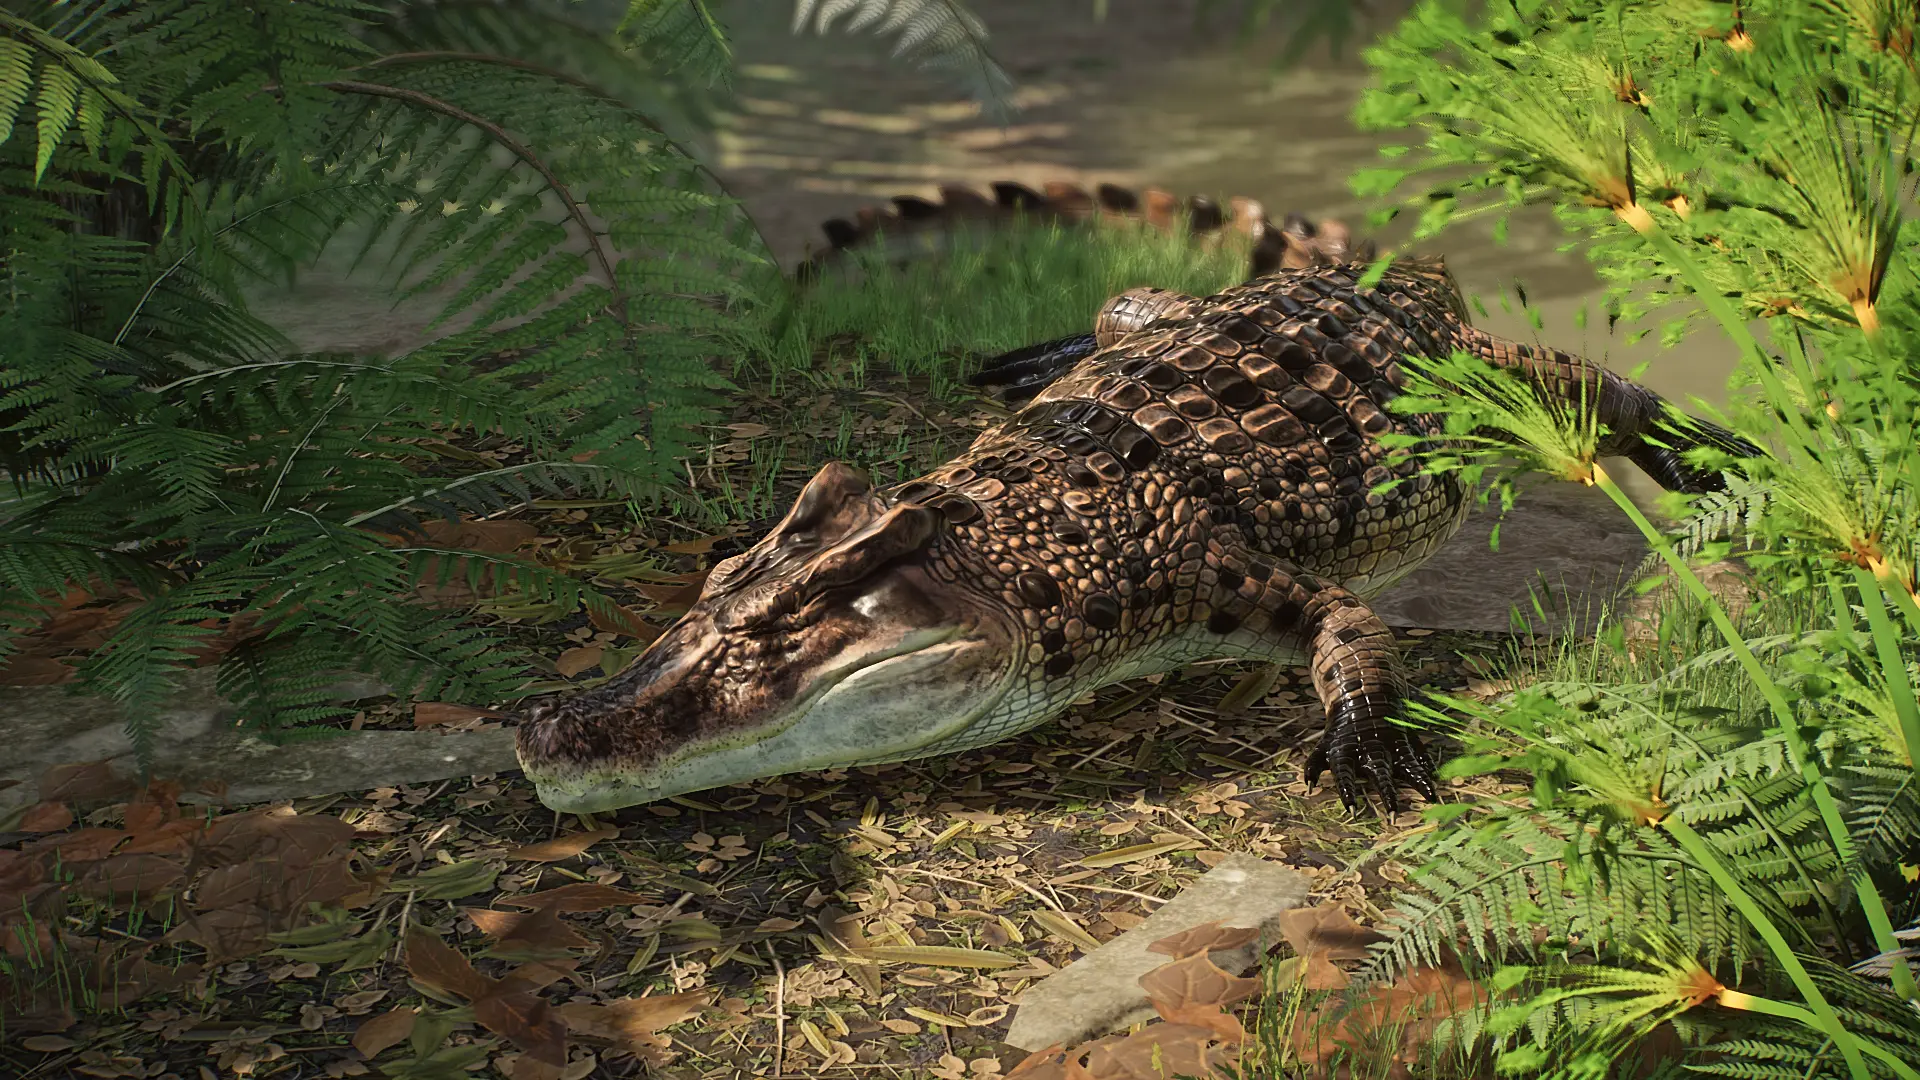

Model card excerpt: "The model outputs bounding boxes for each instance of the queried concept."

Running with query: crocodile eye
[784,531,813,548]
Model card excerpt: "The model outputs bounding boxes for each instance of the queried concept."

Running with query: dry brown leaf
[34,605,128,650]
[0,848,47,892]
[4,918,56,961]
[1287,963,1488,1069]
[26,826,125,863]
[216,853,358,913]
[18,801,73,833]
[165,906,273,964]
[506,827,620,863]
[196,809,356,870]
[352,1006,418,1059]
[464,906,591,951]
[118,818,206,857]
[1136,952,1262,1010]
[1005,1045,1072,1080]
[64,936,197,1011]
[473,988,568,1067]
[1278,902,1388,961]
[500,883,650,913]
[121,789,180,834]
[1146,921,1261,959]
[1150,999,1248,1043]
[586,604,664,643]
[1082,1023,1239,1080]
[631,577,707,615]
[557,991,709,1057]
[499,1055,565,1080]
[420,518,539,553]
[499,959,580,993]
[554,646,604,678]
[403,926,496,1003]
[413,702,509,729]
[72,853,186,905]
[1271,952,1350,991]
[38,760,132,805]
[0,656,76,685]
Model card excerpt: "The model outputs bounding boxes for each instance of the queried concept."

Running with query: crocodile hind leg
[1466,331,1762,495]
[970,287,1201,405]
[1207,549,1436,813]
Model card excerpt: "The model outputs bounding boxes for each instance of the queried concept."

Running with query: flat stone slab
[0,668,518,817]
[1374,480,1647,635]
[1005,853,1311,1051]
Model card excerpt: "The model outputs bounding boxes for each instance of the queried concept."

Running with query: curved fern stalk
[370,0,726,149]
[347,49,768,260]
[307,52,770,478]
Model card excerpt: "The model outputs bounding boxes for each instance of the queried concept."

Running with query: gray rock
[1373,480,1647,636]
[0,667,520,816]
[1004,853,1310,1051]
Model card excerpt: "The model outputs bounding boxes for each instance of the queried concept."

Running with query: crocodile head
[515,463,1020,813]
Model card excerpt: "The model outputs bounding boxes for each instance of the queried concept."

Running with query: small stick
[769,945,787,1079]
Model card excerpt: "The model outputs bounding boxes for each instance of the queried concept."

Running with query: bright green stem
[1660,816,1871,1080]
[1852,567,1920,1003]
[1728,992,1920,1080]
[1857,566,1920,775]
[1593,469,1907,990]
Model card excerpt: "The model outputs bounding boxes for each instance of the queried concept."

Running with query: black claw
[1364,756,1401,815]
[1309,699,1438,816]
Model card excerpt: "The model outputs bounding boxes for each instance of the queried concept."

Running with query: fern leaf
[30,59,77,179]
[0,38,34,136]
[791,0,1013,119]
[618,0,732,90]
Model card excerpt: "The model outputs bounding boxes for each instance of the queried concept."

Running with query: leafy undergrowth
[1,619,1527,1080]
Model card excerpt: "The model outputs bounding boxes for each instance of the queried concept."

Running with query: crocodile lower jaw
[521,628,1014,813]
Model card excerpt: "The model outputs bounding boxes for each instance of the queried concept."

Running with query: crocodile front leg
[1207,549,1436,813]
[1300,594,1434,814]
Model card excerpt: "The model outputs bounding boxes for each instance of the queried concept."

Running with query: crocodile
[515,182,1755,815]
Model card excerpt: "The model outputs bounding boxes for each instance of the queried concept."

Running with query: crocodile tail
[792,180,1375,283]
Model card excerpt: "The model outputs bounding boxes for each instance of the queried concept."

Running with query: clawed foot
[1304,699,1438,815]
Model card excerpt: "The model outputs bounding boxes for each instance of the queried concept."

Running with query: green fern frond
[1635,476,1775,581]
[616,0,732,92]
[791,0,1013,120]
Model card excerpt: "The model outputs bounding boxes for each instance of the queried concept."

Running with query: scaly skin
[517,205,1754,814]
